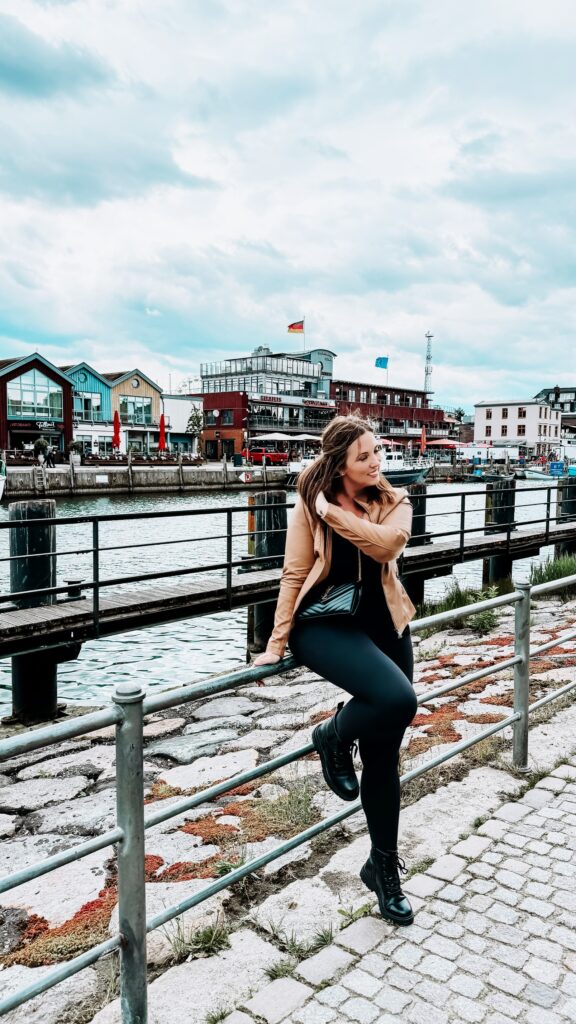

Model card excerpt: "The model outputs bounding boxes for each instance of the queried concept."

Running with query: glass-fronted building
[0,355,74,451]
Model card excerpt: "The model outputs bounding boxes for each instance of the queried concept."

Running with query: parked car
[241,447,288,465]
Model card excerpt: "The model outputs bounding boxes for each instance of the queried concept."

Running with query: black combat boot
[312,707,359,802]
[360,847,414,925]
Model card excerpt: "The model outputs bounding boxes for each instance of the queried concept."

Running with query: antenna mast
[424,331,433,394]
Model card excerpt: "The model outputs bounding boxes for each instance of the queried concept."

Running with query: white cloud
[0,0,575,410]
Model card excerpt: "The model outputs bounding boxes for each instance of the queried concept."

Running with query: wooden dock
[0,520,574,658]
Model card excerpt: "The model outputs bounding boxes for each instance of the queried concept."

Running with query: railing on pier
[0,482,570,643]
[1,575,576,1021]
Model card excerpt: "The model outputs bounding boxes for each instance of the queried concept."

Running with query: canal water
[0,482,557,713]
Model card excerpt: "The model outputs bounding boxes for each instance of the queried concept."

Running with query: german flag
[287,320,304,333]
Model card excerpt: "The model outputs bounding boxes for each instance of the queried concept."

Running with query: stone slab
[296,944,355,985]
[0,776,89,813]
[17,746,115,780]
[32,787,117,834]
[0,838,110,925]
[191,697,265,719]
[0,964,98,1023]
[160,749,258,790]
[0,740,93,773]
[252,875,363,943]
[0,813,17,838]
[146,731,239,763]
[90,928,286,1024]
[183,716,249,735]
[221,729,289,752]
[143,717,187,739]
[244,976,312,1023]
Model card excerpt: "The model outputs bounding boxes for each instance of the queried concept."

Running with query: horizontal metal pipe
[531,572,576,596]
[401,713,521,783]
[0,500,296,530]
[411,590,523,632]
[145,739,311,829]
[529,628,576,658]
[143,655,297,715]
[0,828,123,895]
[417,655,521,705]
[0,935,120,1016]
[0,706,122,761]
[528,679,576,713]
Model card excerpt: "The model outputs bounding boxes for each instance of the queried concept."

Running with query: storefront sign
[252,394,334,409]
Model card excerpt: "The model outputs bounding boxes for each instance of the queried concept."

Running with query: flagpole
[303,316,306,352]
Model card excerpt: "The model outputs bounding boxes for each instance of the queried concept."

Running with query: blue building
[61,362,115,454]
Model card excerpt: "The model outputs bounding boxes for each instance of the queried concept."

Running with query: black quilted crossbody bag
[296,541,362,621]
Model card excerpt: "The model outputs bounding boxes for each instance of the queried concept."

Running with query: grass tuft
[417,582,499,636]
[530,555,576,601]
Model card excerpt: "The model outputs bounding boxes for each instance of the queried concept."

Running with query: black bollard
[247,490,287,655]
[483,477,516,588]
[555,476,576,558]
[403,482,431,606]
[9,500,58,722]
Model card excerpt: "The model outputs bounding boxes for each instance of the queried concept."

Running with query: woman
[254,416,418,925]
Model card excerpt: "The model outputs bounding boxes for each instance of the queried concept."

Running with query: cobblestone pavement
[224,757,576,1024]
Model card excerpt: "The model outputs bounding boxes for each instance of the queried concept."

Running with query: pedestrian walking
[45,446,55,468]
[254,415,418,924]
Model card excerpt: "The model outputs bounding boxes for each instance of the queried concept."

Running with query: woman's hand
[252,652,281,667]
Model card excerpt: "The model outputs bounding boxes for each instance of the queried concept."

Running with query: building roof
[474,399,544,407]
[0,354,74,383]
[332,378,428,395]
[59,362,112,387]
[100,369,162,392]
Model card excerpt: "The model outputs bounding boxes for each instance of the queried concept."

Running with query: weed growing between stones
[405,857,434,879]
[144,780,183,803]
[205,1009,230,1024]
[224,781,320,842]
[59,954,120,1024]
[164,913,230,963]
[265,958,297,980]
[337,902,374,927]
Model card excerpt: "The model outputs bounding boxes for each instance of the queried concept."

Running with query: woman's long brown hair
[297,415,396,521]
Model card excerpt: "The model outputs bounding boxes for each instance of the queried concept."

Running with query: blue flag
[375,356,389,369]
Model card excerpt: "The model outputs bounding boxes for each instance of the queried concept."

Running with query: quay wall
[2,464,288,498]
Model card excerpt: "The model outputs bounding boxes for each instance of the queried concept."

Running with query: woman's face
[341,431,381,492]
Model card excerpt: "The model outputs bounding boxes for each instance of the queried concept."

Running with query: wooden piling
[247,490,287,655]
[483,477,516,588]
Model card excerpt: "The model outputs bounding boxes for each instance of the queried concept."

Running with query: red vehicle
[242,446,288,465]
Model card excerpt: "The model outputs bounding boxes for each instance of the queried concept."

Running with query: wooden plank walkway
[0,520,574,657]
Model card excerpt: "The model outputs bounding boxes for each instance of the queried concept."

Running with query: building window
[7,369,64,420]
[518,424,526,436]
[415,396,422,407]
[555,426,558,436]
[74,392,102,421]
[370,391,377,404]
[518,407,526,419]
[502,408,508,419]
[539,407,543,418]
[221,409,233,425]
[486,409,492,420]
[119,396,152,425]
[486,426,492,437]
[359,391,367,404]
[501,425,508,437]
[348,389,356,402]
[394,394,401,405]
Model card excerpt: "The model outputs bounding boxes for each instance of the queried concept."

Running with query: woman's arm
[317,495,412,564]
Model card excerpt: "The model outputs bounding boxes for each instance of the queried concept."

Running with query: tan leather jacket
[266,486,417,657]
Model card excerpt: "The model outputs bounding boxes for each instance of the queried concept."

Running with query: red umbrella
[420,426,427,456]
[158,413,167,452]
[112,410,121,449]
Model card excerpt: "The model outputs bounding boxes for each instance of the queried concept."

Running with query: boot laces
[333,738,356,772]
[379,853,407,897]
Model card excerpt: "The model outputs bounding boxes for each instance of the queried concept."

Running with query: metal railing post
[459,492,466,559]
[93,520,100,637]
[114,682,147,1024]
[513,582,531,771]
[226,509,233,608]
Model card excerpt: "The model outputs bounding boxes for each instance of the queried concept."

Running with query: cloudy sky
[0,0,574,410]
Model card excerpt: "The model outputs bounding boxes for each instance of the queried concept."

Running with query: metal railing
[0,484,574,656]
[1,574,576,1020]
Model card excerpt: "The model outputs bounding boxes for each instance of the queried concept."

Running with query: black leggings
[290,604,417,851]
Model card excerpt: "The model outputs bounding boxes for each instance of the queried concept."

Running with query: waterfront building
[162,393,203,453]
[0,354,74,452]
[200,346,337,459]
[474,399,561,455]
[533,384,576,438]
[102,370,164,453]
[330,379,456,444]
[61,362,115,454]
